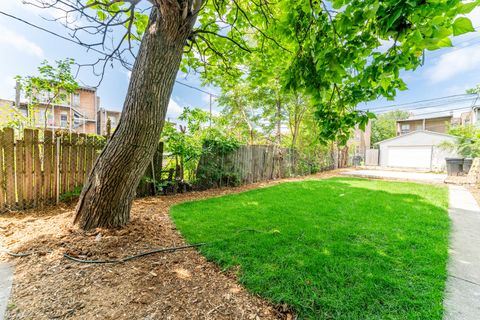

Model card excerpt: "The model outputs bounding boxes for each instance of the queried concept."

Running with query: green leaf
[437,37,453,48]
[452,17,475,36]
[97,11,107,21]
[458,2,479,14]
[332,0,344,10]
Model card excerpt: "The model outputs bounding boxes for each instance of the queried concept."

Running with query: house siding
[397,116,451,135]
[96,108,122,135]
[77,89,96,120]
[378,131,458,171]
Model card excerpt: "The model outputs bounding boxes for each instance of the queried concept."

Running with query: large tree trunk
[74,4,198,230]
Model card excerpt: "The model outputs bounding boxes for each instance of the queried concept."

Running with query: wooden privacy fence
[196,144,334,188]
[0,127,104,212]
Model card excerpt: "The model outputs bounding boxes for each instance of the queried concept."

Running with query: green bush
[59,186,83,202]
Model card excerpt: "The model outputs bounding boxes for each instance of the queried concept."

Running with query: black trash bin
[463,158,473,174]
[446,158,464,176]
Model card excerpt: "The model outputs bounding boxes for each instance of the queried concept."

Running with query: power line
[399,106,471,118]
[0,9,219,98]
[1,9,477,106]
[174,80,218,97]
[362,94,477,112]
[374,97,478,115]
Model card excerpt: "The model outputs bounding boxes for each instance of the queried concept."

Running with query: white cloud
[425,44,480,82]
[0,25,44,58]
[166,98,183,119]
[0,76,16,100]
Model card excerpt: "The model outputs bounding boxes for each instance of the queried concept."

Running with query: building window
[60,113,68,128]
[72,93,80,107]
[19,107,28,117]
[401,124,410,134]
[47,111,54,126]
[37,109,45,126]
[35,90,51,103]
[108,116,116,128]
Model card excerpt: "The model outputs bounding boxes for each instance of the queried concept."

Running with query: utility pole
[15,81,20,107]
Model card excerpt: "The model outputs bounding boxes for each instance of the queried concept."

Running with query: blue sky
[0,0,479,120]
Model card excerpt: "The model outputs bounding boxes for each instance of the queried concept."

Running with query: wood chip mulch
[0,170,341,320]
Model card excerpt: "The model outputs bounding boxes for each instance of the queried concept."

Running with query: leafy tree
[445,125,480,157]
[30,0,479,229]
[0,102,37,131]
[283,1,477,145]
[162,107,209,180]
[15,59,78,131]
[371,110,410,144]
[466,84,480,94]
[216,86,262,145]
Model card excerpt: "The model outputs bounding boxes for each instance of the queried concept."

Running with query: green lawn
[171,178,450,319]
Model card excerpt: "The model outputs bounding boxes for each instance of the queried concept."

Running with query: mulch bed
[0,170,340,320]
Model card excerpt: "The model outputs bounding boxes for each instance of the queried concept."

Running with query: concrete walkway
[341,169,447,184]
[444,185,480,319]
[0,261,13,320]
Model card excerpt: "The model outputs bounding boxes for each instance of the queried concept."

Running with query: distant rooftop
[397,114,453,122]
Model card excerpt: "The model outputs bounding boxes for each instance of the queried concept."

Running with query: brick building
[0,86,122,135]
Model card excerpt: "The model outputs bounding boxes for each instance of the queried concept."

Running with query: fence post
[33,130,42,207]
[3,128,16,209]
[44,130,53,203]
[69,133,78,192]
[0,129,5,211]
[56,137,61,205]
[15,136,24,209]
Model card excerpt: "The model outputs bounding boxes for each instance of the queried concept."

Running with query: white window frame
[72,93,81,107]
[400,124,410,134]
[60,112,68,128]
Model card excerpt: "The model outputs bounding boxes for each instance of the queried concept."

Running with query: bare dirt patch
[0,171,339,320]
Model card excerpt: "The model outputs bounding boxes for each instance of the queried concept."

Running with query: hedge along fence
[196,144,334,188]
[0,127,106,212]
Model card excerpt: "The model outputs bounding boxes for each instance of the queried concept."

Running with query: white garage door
[387,146,432,169]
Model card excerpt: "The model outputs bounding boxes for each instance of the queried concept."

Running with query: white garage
[376,131,459,171]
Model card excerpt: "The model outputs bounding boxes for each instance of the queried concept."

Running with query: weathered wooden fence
[0,127,335,211]
[0,128,105,212]
[196,145,334,188]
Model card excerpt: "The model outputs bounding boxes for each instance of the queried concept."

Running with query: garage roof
[375,130,457,145]
[396,114,452,122]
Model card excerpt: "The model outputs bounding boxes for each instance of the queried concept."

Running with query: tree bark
[275,98,282,145]
[74,4,198,230]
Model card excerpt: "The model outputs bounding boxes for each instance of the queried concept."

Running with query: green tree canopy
[446,124,480,157]
[371,110,410,144]
[30,0,480,229]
